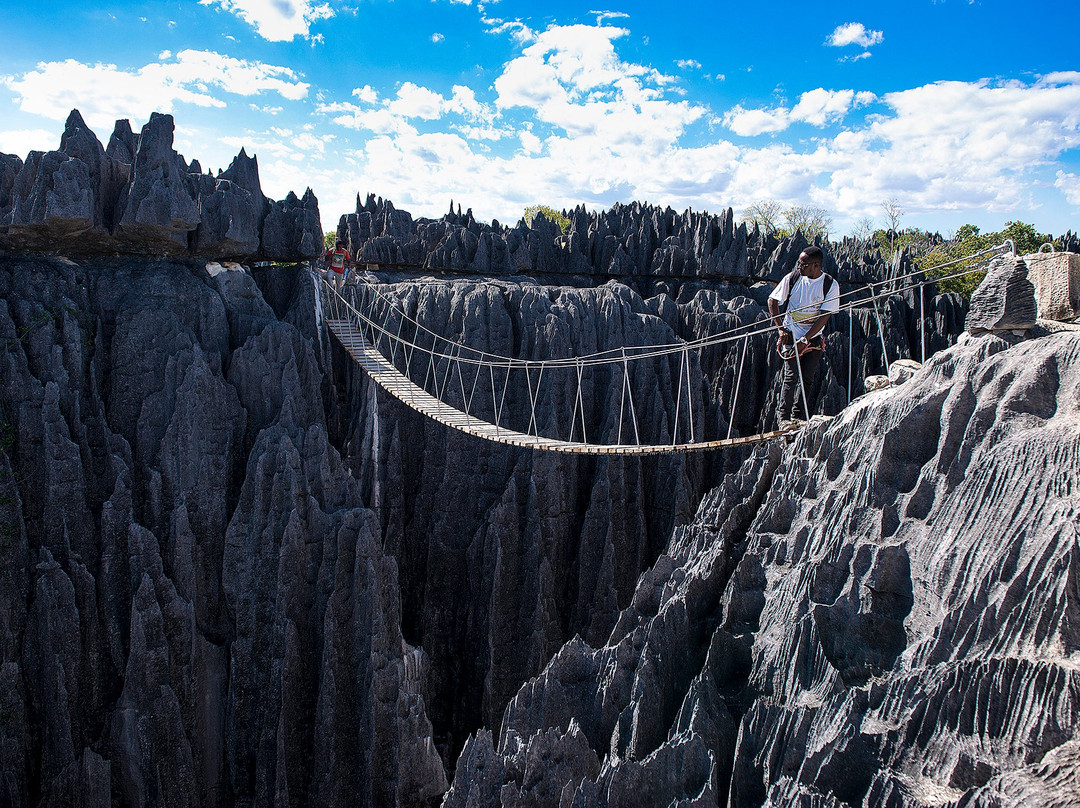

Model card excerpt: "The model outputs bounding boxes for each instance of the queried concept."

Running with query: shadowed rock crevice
[0,256,445,808]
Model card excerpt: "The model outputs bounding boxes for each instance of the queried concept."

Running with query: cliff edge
[445,320,1080,807]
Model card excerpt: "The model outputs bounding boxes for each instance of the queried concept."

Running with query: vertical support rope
[727,336,749,441]
[919,279,926,365]
[617,352,626,445]
[457,351,472,426]
[623,350,640,446]
[847,309,853,406]
[525,366,534,436]
[688,348,695,444]
[422,345,436,396]
[437,343,458,405]
[525,364,544,441]
[466,359,481,421]
[390,314,405,370]
[574,359,587,445]
[794,342,812,425]
[376,297,393,354]
[489,364,500,435]
[497,365,509,434]
[672,349,685,446]
[870,294,892,378]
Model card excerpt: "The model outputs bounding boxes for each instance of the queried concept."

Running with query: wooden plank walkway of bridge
[327,318,796,455]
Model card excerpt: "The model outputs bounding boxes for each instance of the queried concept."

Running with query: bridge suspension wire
[344,240,1012,371]
[320,240,1008,454]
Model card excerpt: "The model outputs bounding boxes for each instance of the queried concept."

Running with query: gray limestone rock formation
[334,196,922,294]
[1,171,1078,807]
[0,255,442,807]
[116,112,202,251]
[261,188,322,262]
[445,326,1080,807]
[1024,250,1080,322]
[966,253,1038,333]
[0,111,321,261]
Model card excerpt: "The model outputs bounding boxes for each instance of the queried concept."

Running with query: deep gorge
[1,109,1078,807]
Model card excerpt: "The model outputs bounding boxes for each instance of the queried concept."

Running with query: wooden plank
[326,318,800,455]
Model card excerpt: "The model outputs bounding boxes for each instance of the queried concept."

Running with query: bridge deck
[327,318,794,454]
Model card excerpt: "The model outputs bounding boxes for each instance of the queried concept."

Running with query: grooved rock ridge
[445,325,1080,808]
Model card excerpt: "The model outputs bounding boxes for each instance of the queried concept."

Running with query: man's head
[335,239,343,249]
[797,246,824,277]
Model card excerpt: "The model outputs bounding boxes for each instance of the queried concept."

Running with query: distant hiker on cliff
[323,239,351,294]
[768,246,839,430]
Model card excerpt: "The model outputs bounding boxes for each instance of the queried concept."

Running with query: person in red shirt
[323,239,352,294]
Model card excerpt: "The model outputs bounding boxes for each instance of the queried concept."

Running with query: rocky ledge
[446,322,1080,807]
[0,110,322,261]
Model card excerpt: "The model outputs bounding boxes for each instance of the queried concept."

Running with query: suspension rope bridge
[319,242,1014,454]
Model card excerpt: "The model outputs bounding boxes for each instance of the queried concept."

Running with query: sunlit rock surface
[0,111,321,261]
[446,325,1080,807]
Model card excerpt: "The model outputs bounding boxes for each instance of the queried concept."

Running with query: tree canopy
[524,205,571,234]
[740,200,831,240]
[917,221,1054,298]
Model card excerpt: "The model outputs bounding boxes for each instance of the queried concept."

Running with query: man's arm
[768,297,782,328]
[802,312,832,341]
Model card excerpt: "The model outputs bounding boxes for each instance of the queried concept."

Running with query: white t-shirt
[768,271,840,340]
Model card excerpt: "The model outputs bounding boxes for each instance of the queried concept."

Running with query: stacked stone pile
[0,110,322,261]
[966,253,1038,334]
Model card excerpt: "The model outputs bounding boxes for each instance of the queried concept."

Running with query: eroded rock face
[445,327,1080,807]
[2,229,1075,808]
[0,111,321,261]
[0,256,441,807]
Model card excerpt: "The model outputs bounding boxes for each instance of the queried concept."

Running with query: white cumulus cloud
[827,22,884,49]
[1054,171,1080,205]
[198,0,334,42]
[3,50,309,130]
[0,128,58,157]
[724,88,871,135]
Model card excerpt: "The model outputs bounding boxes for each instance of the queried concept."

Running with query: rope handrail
[319,239,1013,452]
[323,240,1009,372]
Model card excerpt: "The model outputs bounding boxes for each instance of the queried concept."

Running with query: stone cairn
[966,253,1039,334]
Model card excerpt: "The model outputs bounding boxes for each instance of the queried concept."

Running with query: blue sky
[2,0,1079,238]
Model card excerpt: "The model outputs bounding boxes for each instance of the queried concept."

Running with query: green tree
[741,200,784,235]
[783,204,833,241]
[917,225,993,298]
[1000,220,1052,255]
[916,221,1051,299]
[324,231,337,250]
[524,205,571,234]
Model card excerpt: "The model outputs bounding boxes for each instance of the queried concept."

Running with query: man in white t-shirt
[767,246,840,429]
